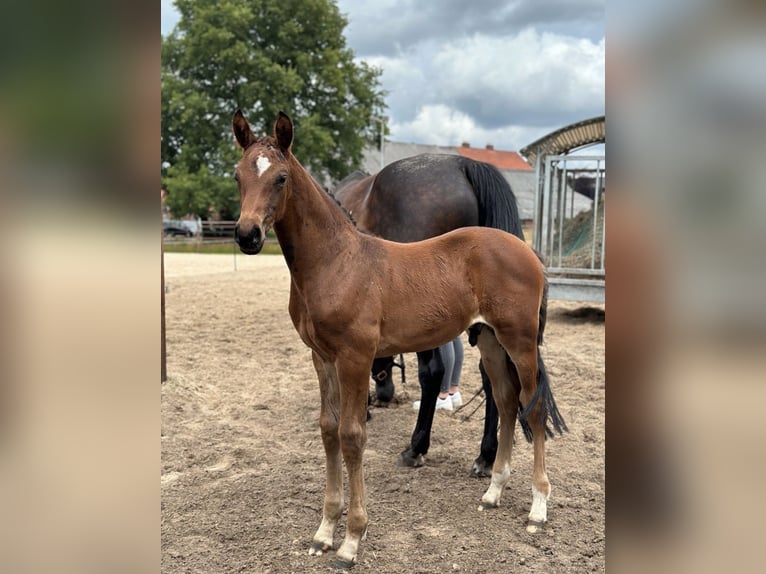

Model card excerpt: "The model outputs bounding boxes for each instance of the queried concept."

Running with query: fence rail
[533,154,605,303]
[162,220,279,250]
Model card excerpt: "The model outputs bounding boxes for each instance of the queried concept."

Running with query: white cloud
[338,0,604,56]
[392,104,558,151]
[431,30,605,124]
[370,29,604,149]
[393,105,476,145]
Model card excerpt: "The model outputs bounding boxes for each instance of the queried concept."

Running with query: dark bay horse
[334,153,524,474]
[232,111,566,567]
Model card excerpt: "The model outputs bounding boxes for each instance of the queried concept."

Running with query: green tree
[161,0,387,219]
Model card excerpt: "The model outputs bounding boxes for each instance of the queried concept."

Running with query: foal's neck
[275,157,360,281]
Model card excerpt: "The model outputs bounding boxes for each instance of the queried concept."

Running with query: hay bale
[551,198,605,269]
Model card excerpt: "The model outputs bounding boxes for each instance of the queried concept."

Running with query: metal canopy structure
[521,116,606,303]
[519,116,605,169]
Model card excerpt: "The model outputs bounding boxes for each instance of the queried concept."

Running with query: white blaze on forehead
[256,154,272,176]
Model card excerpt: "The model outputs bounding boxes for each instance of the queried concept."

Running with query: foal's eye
[234,172,240,183]
[276,173,287,186]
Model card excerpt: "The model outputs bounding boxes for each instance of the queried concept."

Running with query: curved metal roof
[520,116,605,167]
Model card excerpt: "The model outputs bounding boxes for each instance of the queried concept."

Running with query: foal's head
[232,110,294,254]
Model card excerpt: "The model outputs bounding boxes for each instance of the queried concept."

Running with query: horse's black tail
[461,157,565,440]
[460,157,524,240]
[519,277,568,441]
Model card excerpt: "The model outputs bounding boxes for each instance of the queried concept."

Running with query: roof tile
[455,146,532,171]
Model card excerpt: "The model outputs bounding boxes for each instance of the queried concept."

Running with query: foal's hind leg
[309,352,344,557]
[475,329,520,509]
[495,331,552,533]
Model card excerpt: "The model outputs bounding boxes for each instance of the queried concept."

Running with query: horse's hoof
[332,556,356,569]
[309,541,331,556]
[471,457,492,477]
[375,392,395,405]
[398,449,425,468]
[526,519,546,534]
[374,379,395,404]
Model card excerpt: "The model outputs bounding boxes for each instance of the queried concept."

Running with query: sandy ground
[161,253,604,573]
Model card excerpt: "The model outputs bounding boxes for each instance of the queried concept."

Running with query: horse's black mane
[308,174,358,227]
[323,184,379,238]
[325,187,357,227]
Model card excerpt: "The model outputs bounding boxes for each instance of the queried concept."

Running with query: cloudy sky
[161,0,604,152]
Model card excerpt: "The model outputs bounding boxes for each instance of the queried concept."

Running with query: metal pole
[533,152,542,250]
[161,193,167,383]
[380,118,386,169]
[380,116,388,170]
[375,115,389,171]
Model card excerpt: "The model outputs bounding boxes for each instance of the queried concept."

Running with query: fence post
[161,192,167,383]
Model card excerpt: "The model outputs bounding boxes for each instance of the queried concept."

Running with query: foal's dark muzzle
[234,224,264,255]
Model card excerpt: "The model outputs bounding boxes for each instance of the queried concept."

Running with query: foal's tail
[518,277,569,442]
[460,157,524,240]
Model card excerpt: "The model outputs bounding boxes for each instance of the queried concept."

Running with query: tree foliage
[162,0,386,219]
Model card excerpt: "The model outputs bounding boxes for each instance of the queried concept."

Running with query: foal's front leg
[309,352,343,557]
[334,353,372,568]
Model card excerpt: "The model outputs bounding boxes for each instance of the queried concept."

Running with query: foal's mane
[324,187,357,227]
[294,154,358,228]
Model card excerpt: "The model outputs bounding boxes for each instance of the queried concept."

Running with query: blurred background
[0,1,158,573]
[1,0,765,572]
[609,0,766,572]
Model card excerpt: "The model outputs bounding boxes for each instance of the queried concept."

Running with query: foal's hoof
[526,519,546,534]
[477,500,499,512]
[398,448,425,468]
[308,541,332,556]
[471,456,493,477]
[332,556,356,569]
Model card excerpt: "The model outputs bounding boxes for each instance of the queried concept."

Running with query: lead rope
[394,353,406,387]
[454,387,485,421]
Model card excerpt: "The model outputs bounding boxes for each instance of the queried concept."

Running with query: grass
[163,240,283,255]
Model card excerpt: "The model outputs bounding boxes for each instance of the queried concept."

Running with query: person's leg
[438,340,455,400]
[448,336,464,407]
[448,337,464,394]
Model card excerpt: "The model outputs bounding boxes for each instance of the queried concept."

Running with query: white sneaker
[435,396,454,411]
[450,391,463,408]
[412,398,454,411]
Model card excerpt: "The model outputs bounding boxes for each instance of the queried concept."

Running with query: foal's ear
[232,110,256,150]
[274,111,293,153]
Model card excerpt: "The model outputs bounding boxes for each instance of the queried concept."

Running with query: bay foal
[232,111,564,568]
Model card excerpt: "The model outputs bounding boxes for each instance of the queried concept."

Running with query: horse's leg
[371,356,395,403]
[309,352,343,557]
[471,359,499,477]
[475,329,520,509]
[400,348,444,467]
[494,329,551,533]
[334,353,373,568]
[522,352,552,533]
